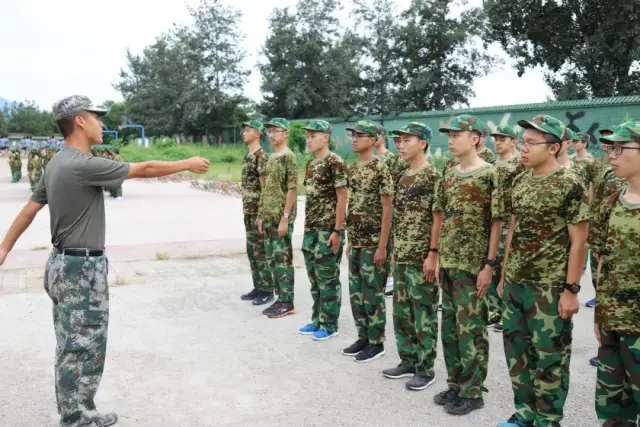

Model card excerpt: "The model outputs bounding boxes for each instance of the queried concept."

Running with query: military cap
[574,132,591,143]
[517,114,567,141]
[52,95,108,121]
[389,129,400,137]
[394,122,432,142]
[439,114,485,134]
[562,127,577,141]
[346,120,380,137]
[242,120,264,133]
[599,122,640,144]
[303,119,332,134]
[264,118,291,131]
[374,124,387,136]
[490,124,518,139]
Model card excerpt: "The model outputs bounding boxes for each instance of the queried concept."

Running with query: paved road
[0,159,600,426]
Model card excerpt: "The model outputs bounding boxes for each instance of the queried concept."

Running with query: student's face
[393,137,401,150]
[267,127,288,146]
[447,130,477,156]
[374,136,385,149]
[609,142,640,179]
[559,140,571,156]
[306,131,328,153]
[494,136,515,155]
[242,126,260,144]
[520,128,558,168]
[396,134,425,161]
[79,112,104,145]
[350,133,376,153]
[573,140,587,152]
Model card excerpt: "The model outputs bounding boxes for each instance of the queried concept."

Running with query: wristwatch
[282,213,290,220]
[485,258,500,269]
[564,282,581,294]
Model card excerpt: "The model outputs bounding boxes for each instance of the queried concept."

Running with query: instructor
[0,95,210,427]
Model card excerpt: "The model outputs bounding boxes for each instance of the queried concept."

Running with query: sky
[0,0,552,112]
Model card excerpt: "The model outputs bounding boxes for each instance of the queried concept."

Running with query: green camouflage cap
[517,114,566,141]
[389,129,400,137]
[439,114,484,134]
[264,118,291,131]
[242,120,264,133]
[395,122,432,142]
[562,127,577,141]
[374,124,387,136]
[303,119,332,134]
[52,95,108,121]
[599,122,640,144]
[574,132,590,143]
[345,120,379,137]
[490,124,518,139]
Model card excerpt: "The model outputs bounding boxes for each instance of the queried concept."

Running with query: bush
[152,137,177,149]
[287,122,306,153]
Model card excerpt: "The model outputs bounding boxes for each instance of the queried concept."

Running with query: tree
[391,0,494,111]
[4,101,57,135]
[484,0,640,100]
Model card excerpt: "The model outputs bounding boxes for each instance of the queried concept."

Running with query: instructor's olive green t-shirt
[30,147,131,250]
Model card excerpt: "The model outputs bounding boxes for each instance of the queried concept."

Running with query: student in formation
[298,120,348,340]
[257,118,298,319]
[239,120,274,306]
[498,114,589,427]
[342,120,394,362]
[380,122,442,391]
[477,126,497,163]
[487,124,525,332]
[589,121,640,427]
[433,114,504,416]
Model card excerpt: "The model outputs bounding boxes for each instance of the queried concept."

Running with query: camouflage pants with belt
[348,247,386,344]
[44,250,110,427]
[301,229,344,333]
[393,263,439,376]
[440,268,489,398]
[595,328,640,427]
[263,220,294,303]
[502,282,572,427]
[244,215,271,293]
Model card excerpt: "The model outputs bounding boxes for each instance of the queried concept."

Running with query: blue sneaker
[299,323,318,335]
[590,356,599,367]
[312,328,339,341]
[498,415,532,427]
[586,298,596,308]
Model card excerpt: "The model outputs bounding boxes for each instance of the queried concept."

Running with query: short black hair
[56,117,75,138]
[543,133,563,158]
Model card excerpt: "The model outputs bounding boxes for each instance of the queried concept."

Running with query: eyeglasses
[605,145,640,156]
[517,140,554,151]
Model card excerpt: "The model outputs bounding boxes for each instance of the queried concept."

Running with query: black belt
[55,247,104,257]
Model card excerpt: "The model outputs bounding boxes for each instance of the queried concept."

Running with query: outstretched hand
[188,157,210,174]
[0,244,8,267]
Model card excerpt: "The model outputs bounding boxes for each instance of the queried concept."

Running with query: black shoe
[267,302,295,318]
[252,291,274,306]
[262,301,280,315]
[382,364,415,379]
[342,339,368,356]
[433,388,458,406]
[354,344,385,363]
[406,374,436,391]
[444,396,484,415]
[241,289,260,301]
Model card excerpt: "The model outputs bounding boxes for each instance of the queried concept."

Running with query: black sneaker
[267,302,295,318]
[241,289,260,301]
[354,344,385,363]
[252,291,274,306]
[342,339,368,356]
[262,301,280,316]
[382,364,415,379]
[433,388,458,406]
[406,374,436,391]
[444,396,484,415]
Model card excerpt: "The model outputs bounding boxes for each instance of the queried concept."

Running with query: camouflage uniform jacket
[257,149,298,222]
[506,167,590,287]
[589,187,640,334]
[346,157,394,248]
[241,147,268,215]
[394,163,440,265]
[434,163,505,275]
[303,152,348,232]
[9,151,21,168]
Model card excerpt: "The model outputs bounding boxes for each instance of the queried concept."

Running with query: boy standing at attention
[257,118,298,319]
[239,120,274,306]
[298,120,348,340]
[342,120,394,362]
[380,122,442,391]
[433,114,504,416]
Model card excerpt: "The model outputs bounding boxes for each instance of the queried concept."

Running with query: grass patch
[30,245,49,251]
[155,251,169,260]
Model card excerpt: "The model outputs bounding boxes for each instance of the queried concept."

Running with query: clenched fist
[187,157,210,174]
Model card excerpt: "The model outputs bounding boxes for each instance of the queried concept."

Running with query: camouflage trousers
[503,282,572,427]
[44,250,110,427]
[595,328,640,427]
[383,233,394,279]
[10,166,21,183]
[440,268,489,398]
[29,169,41,191]
[263,220,294,303]
[244,215,271,292]
[301,230,344,333]
[486,262,503,316]
[393,263,439,376]
[348,247,386,344]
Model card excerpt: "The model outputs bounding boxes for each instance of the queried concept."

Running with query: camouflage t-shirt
[241,148,268,215]
[378,151,405,186]
[589,167,625,251]
[394,163,440,265]
[495,156,526,216]
[574,155,596,184]
[589,188,640,334]
[478,148,496,164]
[346,157,394,247]
[433,163,505,275]
[257,149,298,222]
[304,152,348,231]
[506,167,590,287]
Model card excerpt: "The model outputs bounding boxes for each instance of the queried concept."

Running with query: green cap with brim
[439,114,484,134]
[490,124,518,139]
[574,132,590,143]
[242,120,264,133]
[264,118,291,131]
[395,122,432,142]
[345,120,379,137]
[374,124,387,136]
[303,119,332,134]
[517,114,566,141]
[599,122,640,144]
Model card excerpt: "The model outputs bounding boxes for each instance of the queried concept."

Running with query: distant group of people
[238,114,639,427]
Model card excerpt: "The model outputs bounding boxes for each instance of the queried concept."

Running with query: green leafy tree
[5,101,57,135]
